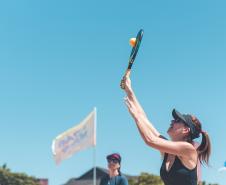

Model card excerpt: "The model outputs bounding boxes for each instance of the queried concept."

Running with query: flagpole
[93,146,96,185]
[93,107,97,185]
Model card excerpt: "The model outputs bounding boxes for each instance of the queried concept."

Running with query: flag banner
[52,108,96,164]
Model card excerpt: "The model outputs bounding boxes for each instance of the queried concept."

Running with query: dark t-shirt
[99,174,128,185]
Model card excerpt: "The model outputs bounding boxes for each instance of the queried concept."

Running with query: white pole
[93,107,97,185]
[93,147,96,185]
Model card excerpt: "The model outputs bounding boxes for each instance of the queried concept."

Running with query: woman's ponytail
[197,130,211,165]
[190,115,211,165]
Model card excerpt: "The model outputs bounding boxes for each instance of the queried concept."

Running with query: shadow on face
[167,121,190,140]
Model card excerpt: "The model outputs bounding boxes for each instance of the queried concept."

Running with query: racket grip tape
[127,59,134,69]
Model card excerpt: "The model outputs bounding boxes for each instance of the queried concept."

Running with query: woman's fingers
[125,101,133,115]
[124,96,130,107]
[120,77,126,89]
[120,80,124,89]
[121,75,132,91]
[124,96,137,116]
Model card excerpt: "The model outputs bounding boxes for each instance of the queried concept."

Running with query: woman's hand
[124,96,138,118]
[120,75,133,95]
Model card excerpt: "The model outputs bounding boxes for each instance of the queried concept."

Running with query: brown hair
[191,116,211,165]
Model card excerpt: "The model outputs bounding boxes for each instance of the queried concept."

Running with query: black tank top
[160,153,197,185]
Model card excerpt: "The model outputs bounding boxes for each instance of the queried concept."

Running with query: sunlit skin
[120,75,207,185]
[167,120,191,141]
[121,75,198,171]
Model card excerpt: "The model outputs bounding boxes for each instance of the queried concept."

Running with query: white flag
[52,108,96,165]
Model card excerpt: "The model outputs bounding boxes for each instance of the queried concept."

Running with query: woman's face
[167,119,189,140]
[107,158,120,171]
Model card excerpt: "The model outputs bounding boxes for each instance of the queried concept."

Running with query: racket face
[128,29,144,69]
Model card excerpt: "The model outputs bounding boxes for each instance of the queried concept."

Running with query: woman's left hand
[120,75,133,95]
[124,96,138,118]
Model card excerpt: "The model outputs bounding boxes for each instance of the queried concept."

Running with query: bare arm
[121,75,160,137]
[124,96,196,157]
[126,86,148,117]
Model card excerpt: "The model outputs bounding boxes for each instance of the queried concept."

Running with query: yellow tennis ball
[129,38,136,47]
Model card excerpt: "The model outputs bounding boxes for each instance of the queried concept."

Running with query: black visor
[172,109,200,140]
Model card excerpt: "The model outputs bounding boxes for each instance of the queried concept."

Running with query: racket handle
[125,69,131,77]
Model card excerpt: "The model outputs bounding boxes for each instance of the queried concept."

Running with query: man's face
[107,158,120,170]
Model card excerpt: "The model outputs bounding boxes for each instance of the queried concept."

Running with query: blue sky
[0,0,226,185]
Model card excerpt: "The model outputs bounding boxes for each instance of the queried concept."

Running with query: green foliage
[129,172,164,185]
[0,164,40,185]
[201,181,220,185]
[128,172,220,185]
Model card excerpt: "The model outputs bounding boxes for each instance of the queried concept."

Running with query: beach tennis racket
[121,29,144,89]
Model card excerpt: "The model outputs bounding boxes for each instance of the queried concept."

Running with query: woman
[120,75,211,185]
[100,153,128,185]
